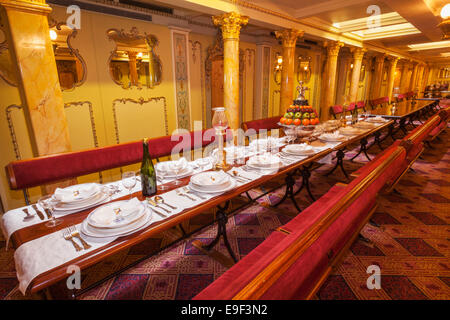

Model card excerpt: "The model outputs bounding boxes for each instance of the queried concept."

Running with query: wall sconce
[49,29,57,40]
[297,55,311,84]
[350,63,354,69]
[274,54,283,85]
[439,4,450,39]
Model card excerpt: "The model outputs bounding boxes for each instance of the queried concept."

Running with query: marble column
[127,51,139,87]
[386,56,400,102]
[275,29,303,115]
[399,61,411,93]
[348,47,367,104]
[0,0,71,156]
[212,12,248,130]
[321,41,344,120]
[370,53,386,99]
[409,62,419,92]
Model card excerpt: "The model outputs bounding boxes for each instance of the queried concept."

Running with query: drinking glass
[171,158,187,185]
[38,195,62,228]
[122,171,136,199]
[198,157,210,172]
[156,163,168,191]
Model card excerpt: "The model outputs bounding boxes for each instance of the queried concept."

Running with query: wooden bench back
[5,128,231,191]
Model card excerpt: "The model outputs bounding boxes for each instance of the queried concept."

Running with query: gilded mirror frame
[49,19,88,91]
[106,27,163,90]
[297,55,312,84]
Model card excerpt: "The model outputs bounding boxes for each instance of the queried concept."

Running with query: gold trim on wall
[189,40,206,128]
[111,97,169,145]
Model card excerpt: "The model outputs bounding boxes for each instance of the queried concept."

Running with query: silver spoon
[22,208,35,221]
[183,187,206,200]
[153,195,177,210]
[147,198,171,213]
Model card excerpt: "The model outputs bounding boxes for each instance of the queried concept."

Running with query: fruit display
[279,105,320,127]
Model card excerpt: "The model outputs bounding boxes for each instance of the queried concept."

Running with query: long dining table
[0,116,413,298]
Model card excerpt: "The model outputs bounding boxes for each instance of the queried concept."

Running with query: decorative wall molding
[189,40,206,128]
[112,97,169,144]
[171,29,191,130]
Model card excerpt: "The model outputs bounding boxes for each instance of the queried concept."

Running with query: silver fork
[69,226,91,250]
[176,188,196,201]
[183,186,206,200]
[62,229,82,252]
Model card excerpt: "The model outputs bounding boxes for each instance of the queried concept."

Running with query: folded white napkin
[191,171,228,186]
[54,184,98,203]
[89,198,141,226]
[284,144,313,153]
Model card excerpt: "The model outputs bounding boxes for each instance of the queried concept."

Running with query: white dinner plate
[53,191,109,212]
[157,166,193,179]
[54,183,102,204]
[87,200,146,229]
[188,178,236,194]
[81,209,152,238]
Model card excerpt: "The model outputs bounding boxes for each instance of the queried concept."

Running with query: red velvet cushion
[5,128,227,190]
[261,197,377,299]
[243,117,281,132]
[347,103,356,111]
[193,231,289,300]
[194,185,378,300]
[357,101,365,109]
[331,105,344,115]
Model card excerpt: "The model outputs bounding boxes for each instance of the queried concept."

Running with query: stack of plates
[246,154,282,170]
[250,138,284,151]
[353,121,375,129]
[339,127,361,136]
[80,198,152,238]
[53,183,109,213]
[156,160,193,179]
[318,132,346,142]
[282,143,316,156]
[367,116,387,123]
[188,171,236,194]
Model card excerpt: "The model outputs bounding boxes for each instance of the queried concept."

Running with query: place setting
[318,131,348,143]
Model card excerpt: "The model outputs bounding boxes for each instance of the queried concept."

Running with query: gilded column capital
[374,53,386,63]
[350,47,367,61]
[212,12,249,40]
[275,29,304,48]
[324,41,344,57]
[387,55,400,67]
[0,0,51,14]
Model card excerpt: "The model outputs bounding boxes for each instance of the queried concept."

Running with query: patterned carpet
[0,126,448,300]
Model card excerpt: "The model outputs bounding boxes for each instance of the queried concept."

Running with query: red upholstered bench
[242,116,281,133]
[330,105,344,118]
[6,128,232,203]
[194,145,407,300]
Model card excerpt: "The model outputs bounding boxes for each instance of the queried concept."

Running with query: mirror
[107,27,162,89]
[297,55,312,83]
[359,62,366,82]
[0,29,17,86]
[49,21,87,91]
[0,21,87,91]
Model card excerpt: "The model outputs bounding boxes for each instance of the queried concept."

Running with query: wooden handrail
[406,116,440,143]
[232,144,406,300]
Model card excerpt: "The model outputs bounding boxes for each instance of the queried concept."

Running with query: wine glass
[122,171,136,199]
[197,157,210,172]
[156,163,168,191]
[170,158,187,185]
[38,195,62,228]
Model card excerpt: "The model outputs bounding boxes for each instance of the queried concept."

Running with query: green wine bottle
[140,138,157,197]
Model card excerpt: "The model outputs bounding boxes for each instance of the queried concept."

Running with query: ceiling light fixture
[439,4,450,39]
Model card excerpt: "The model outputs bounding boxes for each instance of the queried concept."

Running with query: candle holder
[212,107,230,171]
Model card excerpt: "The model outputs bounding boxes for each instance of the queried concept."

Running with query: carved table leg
[325,149,349,180]
[193,201,237,265]
[294,164,315,202]
[272,171,303,212]
[351,136,371,162]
